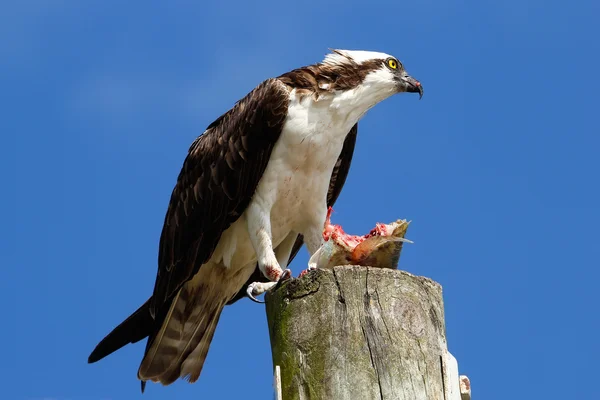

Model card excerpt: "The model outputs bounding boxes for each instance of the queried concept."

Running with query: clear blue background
[2,0,599,399]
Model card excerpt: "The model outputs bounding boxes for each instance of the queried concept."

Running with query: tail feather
[90,262,249,392]
[137,270,227,386]
[136,291,183,379]
[165,305,223,384]
[88,298,154,364]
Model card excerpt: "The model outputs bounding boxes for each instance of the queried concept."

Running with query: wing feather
[149,78,290,316]
[89,78,291,384]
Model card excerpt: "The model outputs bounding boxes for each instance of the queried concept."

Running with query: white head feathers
[322,49,394,67]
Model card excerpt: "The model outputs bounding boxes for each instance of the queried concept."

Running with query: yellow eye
[387,58,398,69]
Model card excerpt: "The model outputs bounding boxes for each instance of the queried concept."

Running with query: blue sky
[2,0,599,399]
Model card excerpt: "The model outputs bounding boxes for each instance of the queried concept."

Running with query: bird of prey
[87,49,423,391]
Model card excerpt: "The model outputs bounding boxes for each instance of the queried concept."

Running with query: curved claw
[274,268,292,290]
[246,283,265,304]
[245,269,292,303]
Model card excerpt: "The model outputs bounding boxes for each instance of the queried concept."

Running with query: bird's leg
[246,204,293,302]
[247,202,289,281]
[298,207,328,276]
[246,232,298,302]
[304,225,326,259]
[275,231,298,270]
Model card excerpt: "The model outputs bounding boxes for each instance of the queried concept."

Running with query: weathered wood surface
[265,265,454,400]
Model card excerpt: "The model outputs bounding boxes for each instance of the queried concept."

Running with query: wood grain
[265,265,451,400]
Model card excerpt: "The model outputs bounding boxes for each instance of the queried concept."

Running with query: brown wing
[325,123,358,206]
[227,123,358,305]
[149,78,290,316]
[88,78,290,376]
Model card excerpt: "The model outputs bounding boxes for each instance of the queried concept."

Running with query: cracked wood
[265,265,449,400]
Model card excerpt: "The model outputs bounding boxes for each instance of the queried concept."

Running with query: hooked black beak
[402,75,423,99]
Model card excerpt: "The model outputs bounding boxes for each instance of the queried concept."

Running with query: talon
[280,268,292,280]
[245,281,278,303]
[246,269,292,303]
[246,283,265,304]
[274,268,292,290]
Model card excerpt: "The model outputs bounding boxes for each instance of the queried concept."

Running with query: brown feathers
[149,78,290,318]
[277,57,384,96]
[87,299,155,364]
[89,54,365,389]
[137,265,233,386]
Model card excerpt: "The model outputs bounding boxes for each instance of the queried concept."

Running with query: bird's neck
[329,83,396,125]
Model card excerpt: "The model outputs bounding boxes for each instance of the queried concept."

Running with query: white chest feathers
[261,93,357,210]
[212,90,365,270]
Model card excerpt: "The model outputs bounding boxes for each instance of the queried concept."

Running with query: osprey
[88,49,423,391]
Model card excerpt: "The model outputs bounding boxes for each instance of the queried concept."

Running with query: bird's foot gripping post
[246,201,295,303]
[246,269,292,303]
[264,211,471,400]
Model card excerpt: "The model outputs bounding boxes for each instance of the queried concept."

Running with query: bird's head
[321,49,423,100]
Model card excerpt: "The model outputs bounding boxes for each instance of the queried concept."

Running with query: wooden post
[265,265,468,400]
